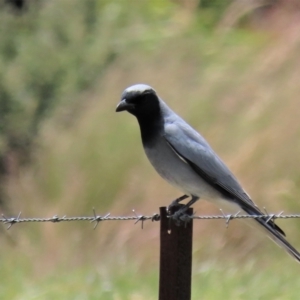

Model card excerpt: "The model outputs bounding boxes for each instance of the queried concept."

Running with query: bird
[116,83,300,262]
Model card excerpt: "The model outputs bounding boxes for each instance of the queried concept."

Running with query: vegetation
[1,0,300,298]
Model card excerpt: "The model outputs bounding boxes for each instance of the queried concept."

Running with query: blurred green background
[1,0,300,298]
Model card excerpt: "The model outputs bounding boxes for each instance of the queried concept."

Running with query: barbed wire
[1,208,300,229]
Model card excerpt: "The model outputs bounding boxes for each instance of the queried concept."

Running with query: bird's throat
[137,114,163,147]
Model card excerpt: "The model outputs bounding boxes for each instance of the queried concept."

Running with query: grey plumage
[116,83,300,262]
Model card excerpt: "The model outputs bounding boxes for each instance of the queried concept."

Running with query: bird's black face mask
[116,91,160,119]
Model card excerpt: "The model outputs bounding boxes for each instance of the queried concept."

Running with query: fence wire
[1,208,300,229]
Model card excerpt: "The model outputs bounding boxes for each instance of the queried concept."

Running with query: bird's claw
[167,200,182,212]
[169,206,192,227]
[167,195,189,212]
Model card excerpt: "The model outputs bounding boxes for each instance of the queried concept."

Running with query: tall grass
[1,0,300,298]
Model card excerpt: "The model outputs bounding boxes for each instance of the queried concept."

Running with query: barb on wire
[132,210,148,229]
[50,215,66,223]
[1,208,300,230]
[2,212,22,229]
[91,208,111,229]
[220,209,241,228]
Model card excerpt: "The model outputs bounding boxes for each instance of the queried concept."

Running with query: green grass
[193,260,300,299]
[1,258,299,299]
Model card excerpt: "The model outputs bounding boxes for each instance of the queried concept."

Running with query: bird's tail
[243,206,300,263]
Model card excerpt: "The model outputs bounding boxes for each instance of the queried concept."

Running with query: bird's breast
[143,137,221,200]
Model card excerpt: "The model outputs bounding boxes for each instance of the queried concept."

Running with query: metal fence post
[159,206,193,300]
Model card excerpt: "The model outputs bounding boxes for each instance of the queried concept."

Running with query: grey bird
[116,83,300,262]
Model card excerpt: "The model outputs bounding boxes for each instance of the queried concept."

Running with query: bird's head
[116,84,160,118]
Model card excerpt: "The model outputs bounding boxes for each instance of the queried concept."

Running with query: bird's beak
[116,99,134,112]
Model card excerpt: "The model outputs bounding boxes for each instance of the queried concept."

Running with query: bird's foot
[169,205,192,227]
[167,195,189,212]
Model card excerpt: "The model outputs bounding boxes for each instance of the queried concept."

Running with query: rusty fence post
[159,206,193,300]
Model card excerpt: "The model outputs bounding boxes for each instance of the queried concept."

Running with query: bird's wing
[163,120,285,236]
[164,121,255,206]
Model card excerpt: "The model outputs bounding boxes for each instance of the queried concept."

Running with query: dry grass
[2,4,300,279]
